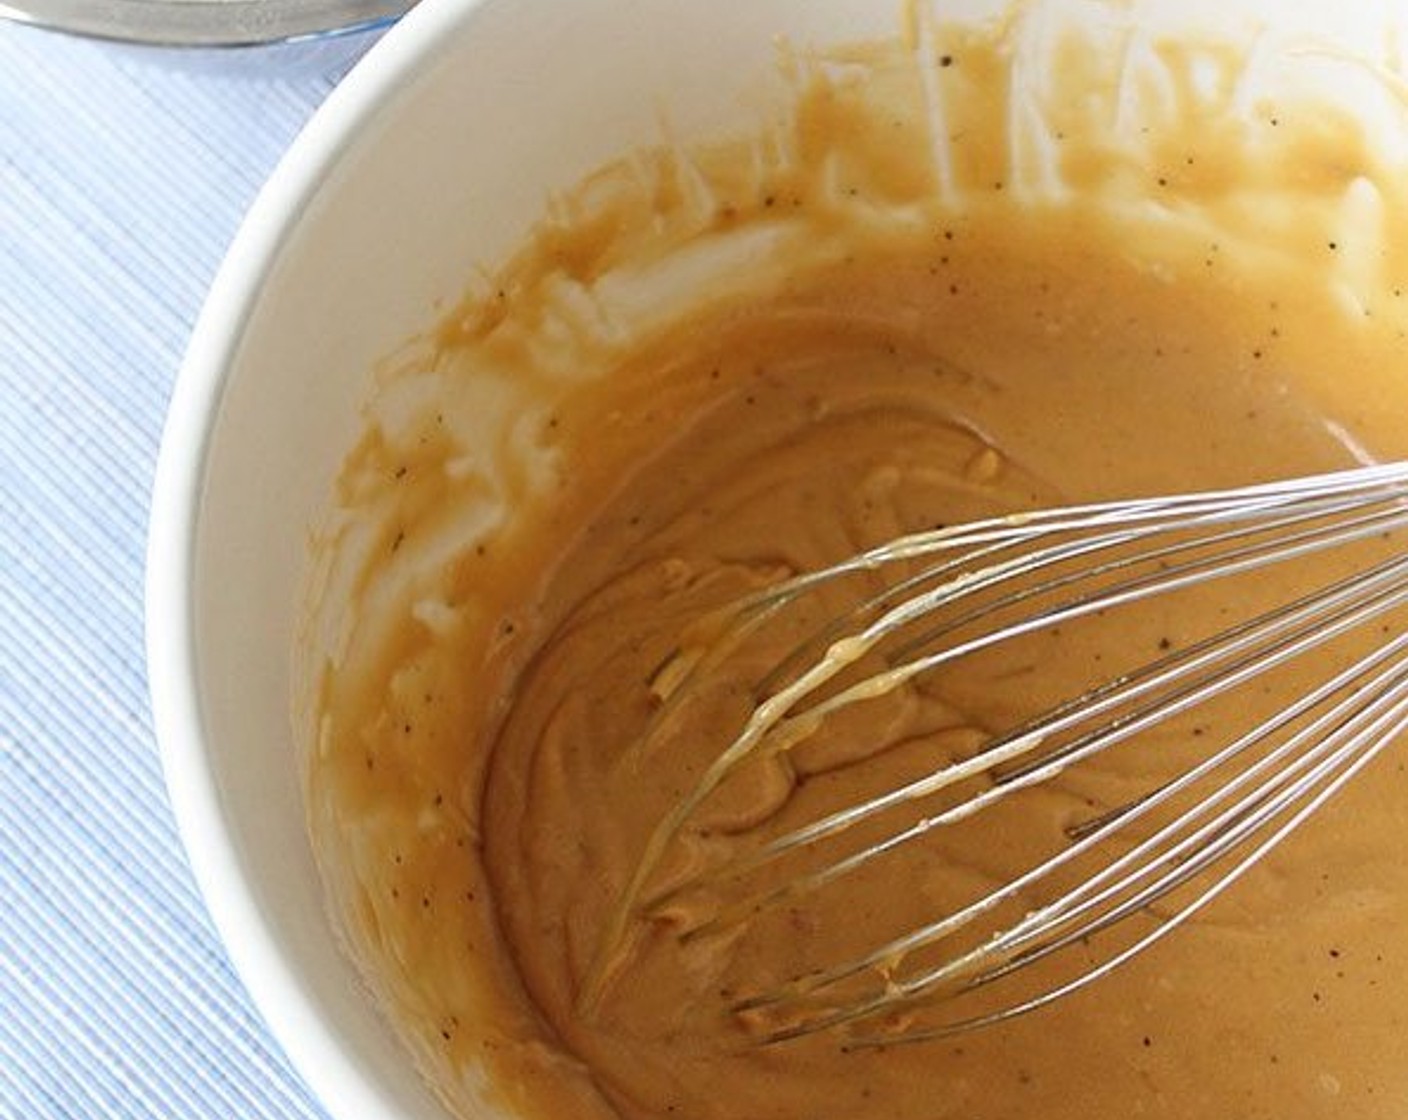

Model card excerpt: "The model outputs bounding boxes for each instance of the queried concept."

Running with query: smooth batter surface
[307,11,1408,1120]
[479,244,1408,1120]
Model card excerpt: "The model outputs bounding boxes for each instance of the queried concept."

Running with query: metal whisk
[581,461,1408,1046]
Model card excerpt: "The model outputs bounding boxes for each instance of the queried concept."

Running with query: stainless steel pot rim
[0,0,410,47]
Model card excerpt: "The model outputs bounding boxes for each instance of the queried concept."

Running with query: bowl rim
[143,0,487,1114]
[0,0,406,47]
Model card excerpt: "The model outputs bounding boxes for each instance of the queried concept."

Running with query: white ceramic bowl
[145,0,1405,1117]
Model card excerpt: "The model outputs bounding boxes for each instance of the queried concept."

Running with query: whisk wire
[754,638,1408,1044]
[849,660,1408,1046]
[654,524,1408,939]
[581,463,1408,1039]
[672,559,1408,962]
[735,626,1408,1025]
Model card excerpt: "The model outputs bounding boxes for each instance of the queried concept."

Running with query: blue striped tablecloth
[0,22,384,1117]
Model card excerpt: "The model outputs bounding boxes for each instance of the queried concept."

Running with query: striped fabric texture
[0,23,381,1118]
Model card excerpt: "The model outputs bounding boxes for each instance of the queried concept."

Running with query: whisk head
[580,462,1408,1046]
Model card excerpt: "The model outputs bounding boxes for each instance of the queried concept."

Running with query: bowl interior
[153,0,1406,1117]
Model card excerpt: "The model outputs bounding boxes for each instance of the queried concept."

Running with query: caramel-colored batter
[478,240,1408,1120]
[305,12,1408,1120]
